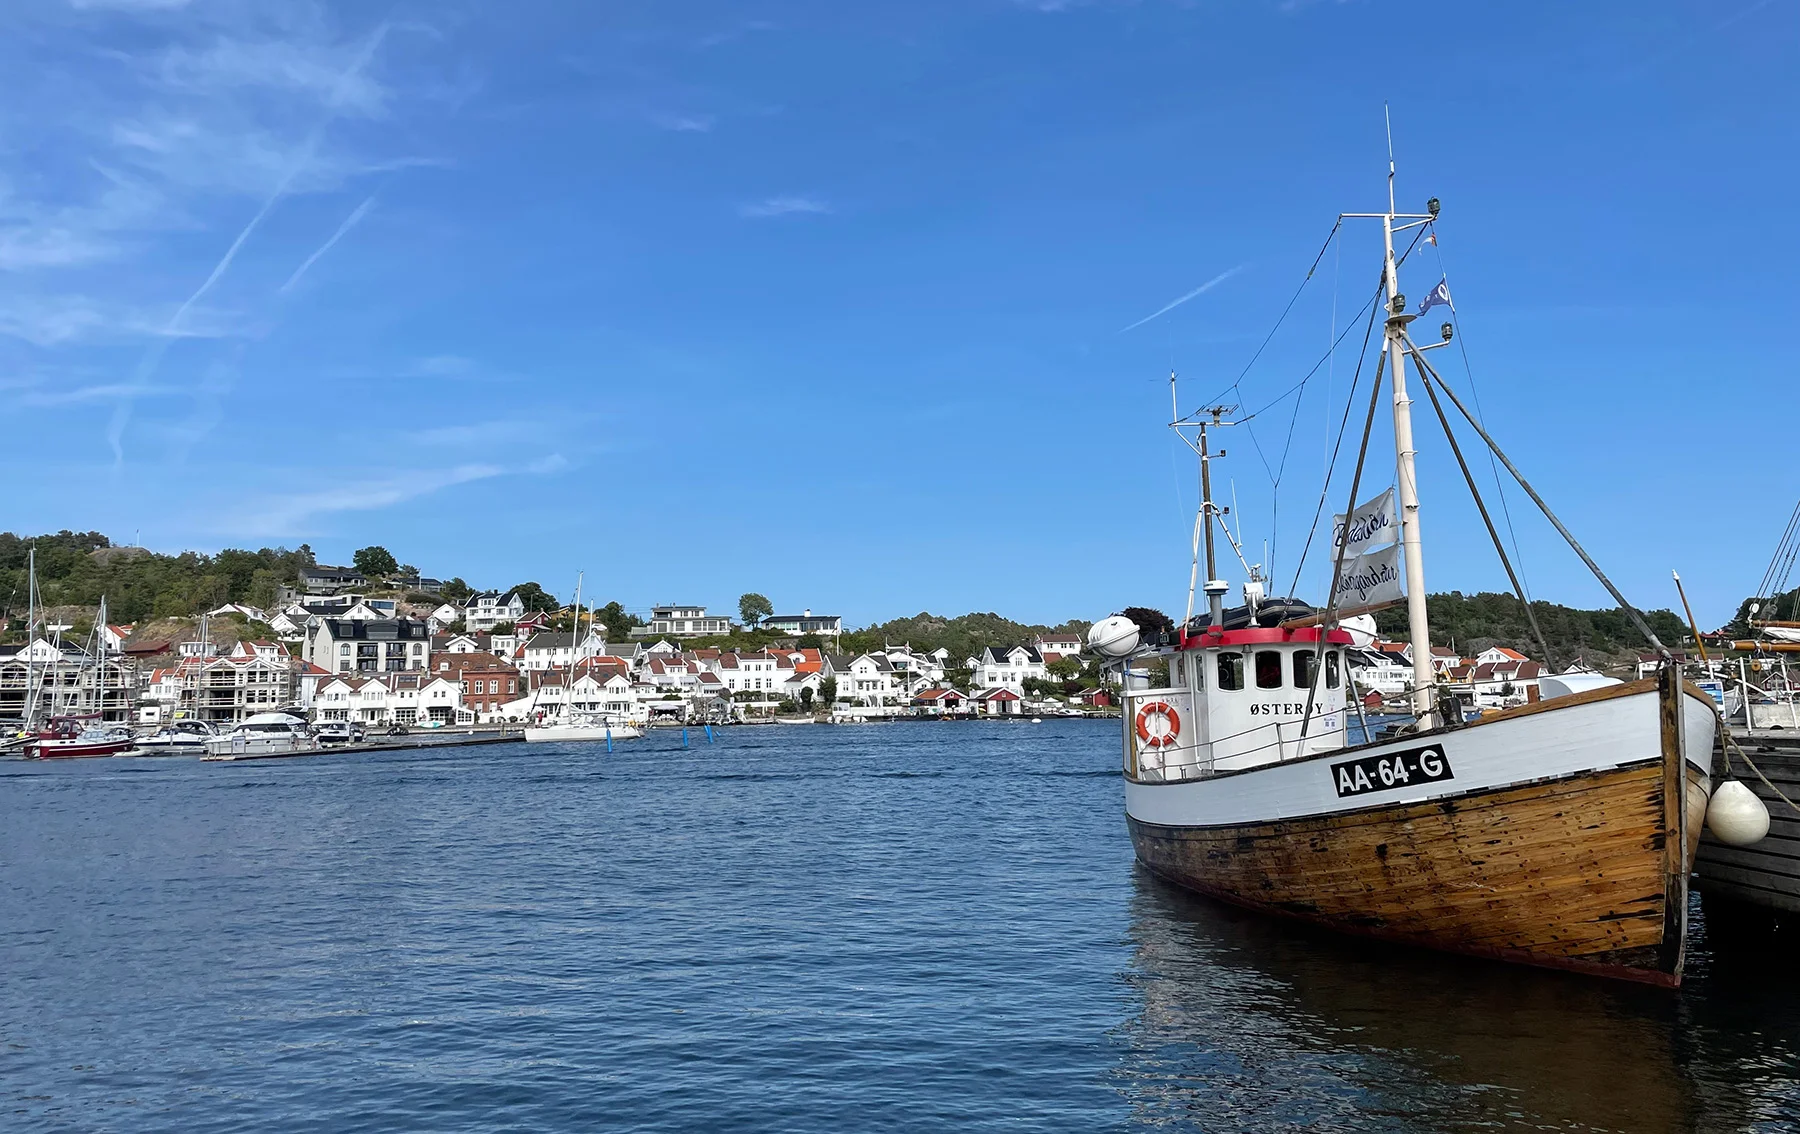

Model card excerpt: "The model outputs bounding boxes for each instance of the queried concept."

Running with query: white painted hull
[1126,683,1715,830]
[201,735,319,760]
[523,723,644,743]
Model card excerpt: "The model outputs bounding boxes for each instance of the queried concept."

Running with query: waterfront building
[0,637,134,723]
[305,617,433,675]
[175,640,298,725]
[825,652,904,709]
[967,645,1048,696]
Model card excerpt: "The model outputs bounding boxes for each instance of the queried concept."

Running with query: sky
[4,0,1797,630]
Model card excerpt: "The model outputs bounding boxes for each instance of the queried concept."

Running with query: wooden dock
[1694,733,1800,915]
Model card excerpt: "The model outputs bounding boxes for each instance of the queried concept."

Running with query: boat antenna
[1172,402,1240,631]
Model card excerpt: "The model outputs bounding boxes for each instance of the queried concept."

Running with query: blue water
[4,720,1799,1132]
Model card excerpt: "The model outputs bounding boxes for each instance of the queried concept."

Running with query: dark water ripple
[2,720,1798,1132]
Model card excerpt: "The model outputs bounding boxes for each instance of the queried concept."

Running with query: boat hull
[523,723,645,743]
[1125,673,1716,986]
[26,737,134,759]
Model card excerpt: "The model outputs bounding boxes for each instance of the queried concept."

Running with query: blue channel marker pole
[704,724,714,745]
[606,725,613,754]
[682,726,689,749]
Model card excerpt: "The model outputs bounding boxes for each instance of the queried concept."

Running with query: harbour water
[4,721,1798,1132]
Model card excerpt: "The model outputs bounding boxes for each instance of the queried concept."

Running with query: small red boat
[24,715,135,759]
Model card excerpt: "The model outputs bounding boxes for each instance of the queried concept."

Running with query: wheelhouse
[1125,625,1355,781]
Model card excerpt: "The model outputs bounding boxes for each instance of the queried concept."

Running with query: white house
[522,631,605,672]
[464,591,527,632]
[630,605,733,639]
[206,603,267,623]
[713,651,783,697]
[1034,634,1083,658]
[304,617,433,675]
[427,603,462,632]
[826,653,904,709]
[968,646,1048,696]
[760,611,843,639]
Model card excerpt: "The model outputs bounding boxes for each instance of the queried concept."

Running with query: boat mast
[1378,130,1437,727]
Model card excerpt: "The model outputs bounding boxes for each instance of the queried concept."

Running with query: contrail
[1118,264,1247,334]
[280,195,377,293]
[106,22,391,466]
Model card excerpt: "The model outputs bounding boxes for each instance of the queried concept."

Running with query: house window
[1217,652,1244,691]
[1293,650,1316,689]
[339,644,350,656]
[1255,651,1282,689]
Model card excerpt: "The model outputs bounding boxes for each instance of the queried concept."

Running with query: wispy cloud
[739,194,830,218]
[19,382,184,407]
[107,20,394,464]
[649,112,715,133]
[280,194,376,293]
[402,354,479,378]
[0,293,236,346]
[1118,265,1248,333]
[226,464,507,538]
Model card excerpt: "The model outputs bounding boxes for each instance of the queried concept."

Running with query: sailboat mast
[1380,151,1437,726]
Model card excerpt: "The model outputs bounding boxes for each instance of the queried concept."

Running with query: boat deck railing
[1123,687,1358,782]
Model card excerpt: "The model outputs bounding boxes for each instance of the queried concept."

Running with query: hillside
[1372,591,1693,669]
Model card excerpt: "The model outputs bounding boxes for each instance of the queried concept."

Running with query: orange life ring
[1135,700,1181,748]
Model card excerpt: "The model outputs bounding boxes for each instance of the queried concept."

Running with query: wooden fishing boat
[1093,153,1744,986]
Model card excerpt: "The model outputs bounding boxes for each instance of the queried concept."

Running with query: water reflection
[1116,866,1800,1132]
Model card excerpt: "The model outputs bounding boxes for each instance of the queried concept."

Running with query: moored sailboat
[1093,154,1742,986]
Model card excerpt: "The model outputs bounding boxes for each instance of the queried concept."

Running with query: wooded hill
[1372,591,1693,668]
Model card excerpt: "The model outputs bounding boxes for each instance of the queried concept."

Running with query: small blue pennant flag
[1417,278,1453,315]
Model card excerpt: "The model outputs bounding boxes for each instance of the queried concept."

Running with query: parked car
[316,722,366,744]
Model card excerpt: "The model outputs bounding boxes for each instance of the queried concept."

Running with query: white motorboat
[135,719,220,756]
[202,713,318,760]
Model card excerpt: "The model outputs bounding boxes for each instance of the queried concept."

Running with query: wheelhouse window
[1293,650,1317,689]
[1217,652,1244,691]
[1325,650,1341,688]
[1255,650,1283,689]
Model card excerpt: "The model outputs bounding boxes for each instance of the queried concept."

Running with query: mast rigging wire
[1403,335,1671,657]
[1412,345,1558,671]
[1430,228,1539,616]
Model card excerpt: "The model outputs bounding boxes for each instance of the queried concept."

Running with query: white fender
[1705,779,1771,847]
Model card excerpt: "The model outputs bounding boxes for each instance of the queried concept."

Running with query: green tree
[820,676,838,706]
[595,601,643,642]
[1047,655,1083,683]
[248,568,281,611]
[739,592,773,627]
[796,633,823,649]
[440,577,473,603]
[353,546,399,579]
[507,582,559,613]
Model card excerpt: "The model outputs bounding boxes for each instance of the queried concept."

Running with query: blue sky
[5,0,1796,630]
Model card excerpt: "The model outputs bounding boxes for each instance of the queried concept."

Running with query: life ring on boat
[1135,701,1181,748]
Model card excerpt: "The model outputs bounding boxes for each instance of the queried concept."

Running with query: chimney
[803,609,811,618]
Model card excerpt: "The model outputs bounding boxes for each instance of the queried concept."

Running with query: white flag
[1331,487,1398,560]
[1334,543,1405,609]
